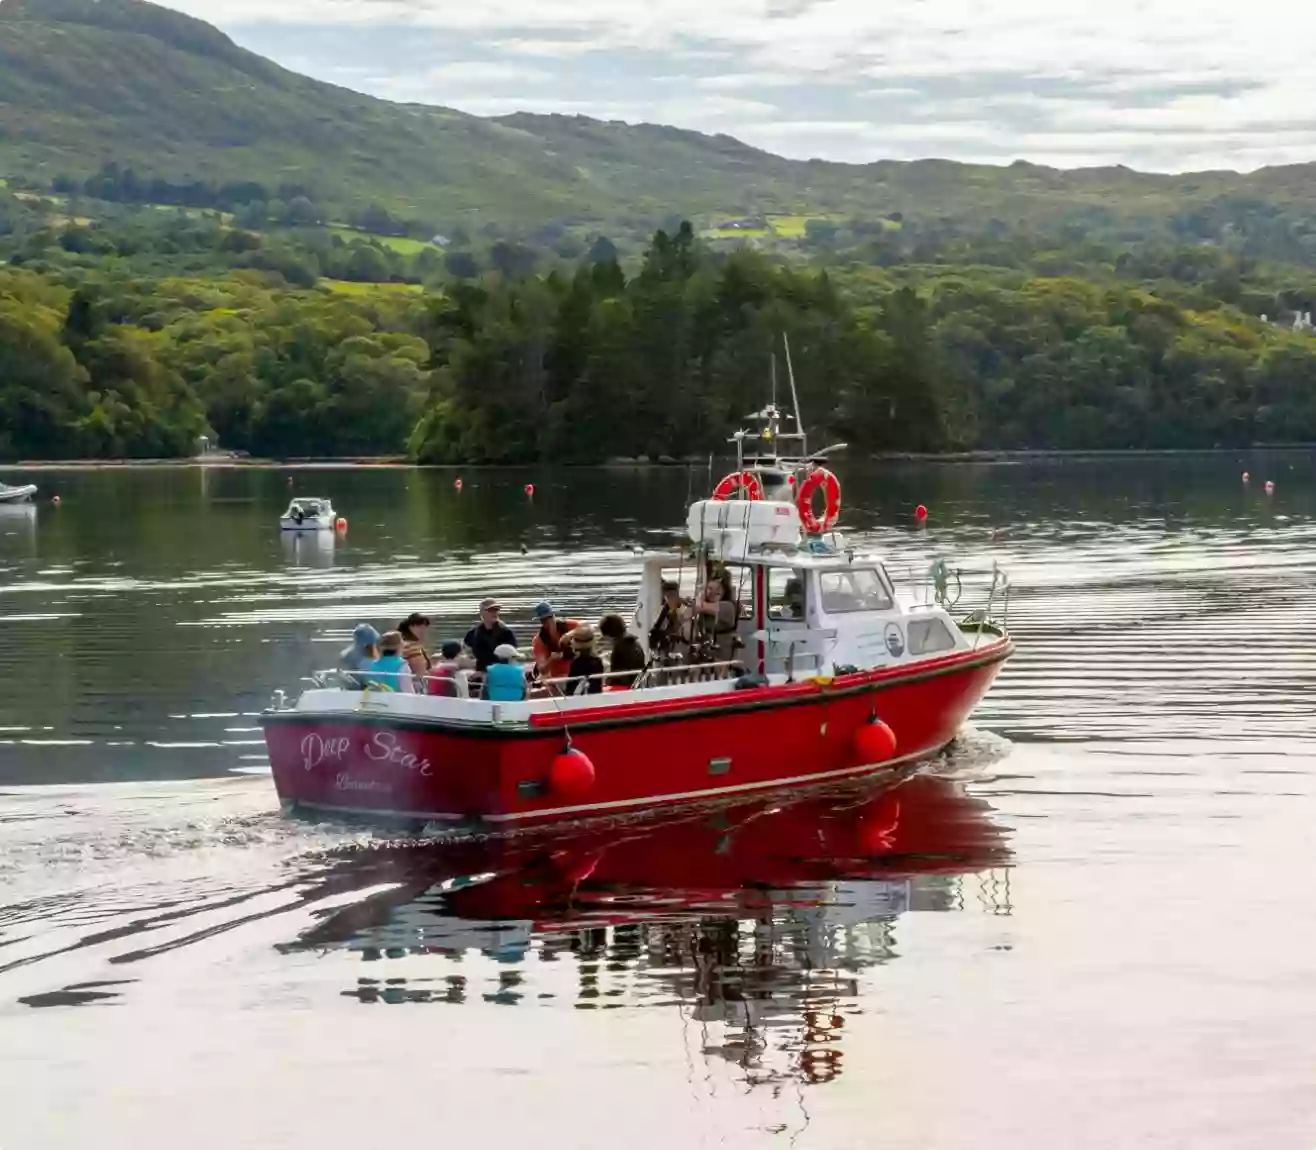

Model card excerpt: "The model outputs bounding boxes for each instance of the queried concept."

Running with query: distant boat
[279,496,336,531]
[0,482,37,504]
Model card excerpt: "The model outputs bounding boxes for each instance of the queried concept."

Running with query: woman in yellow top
[398,612,433,683]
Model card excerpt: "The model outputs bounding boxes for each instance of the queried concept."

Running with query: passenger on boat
[398,613,433,680]
[694,572,739,663]
[482,644,528,702]
[359,631,415,693]
[427,639,471,698]
[531,601,578,684]
[464,598,517,673]
[600,613,646,688]
[778,578,806,621]
[563,625,606,695]
[649,580,690,655]
[338,623,381,687]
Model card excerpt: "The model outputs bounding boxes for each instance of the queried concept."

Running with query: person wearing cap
[359,631,415,693]
[531,601,579,686]
[481,643,528,702]
[426,639,472,698]
[562,625,606,696]
[338,622,381,688]
[464,598,517,673]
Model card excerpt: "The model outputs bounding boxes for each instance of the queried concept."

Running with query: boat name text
[299,730,434,776]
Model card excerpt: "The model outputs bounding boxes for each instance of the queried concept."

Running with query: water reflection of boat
[280,528,336,568]
[0,502,37,537]
[279,772,1010,1085]
[283,772,1009,954]
[263,396,1013,827]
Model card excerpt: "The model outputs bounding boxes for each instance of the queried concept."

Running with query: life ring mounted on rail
[796,467,842,534]
[711,471,764,502]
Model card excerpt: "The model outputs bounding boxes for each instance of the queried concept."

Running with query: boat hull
[262,639,1011,826]
[0,484,37,504]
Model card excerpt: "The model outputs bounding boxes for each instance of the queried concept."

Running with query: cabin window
[768,568,808,621]
[818,568,894,614]
[908,617,956,655]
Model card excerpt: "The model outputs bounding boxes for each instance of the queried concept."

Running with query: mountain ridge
[2,0,1316,234]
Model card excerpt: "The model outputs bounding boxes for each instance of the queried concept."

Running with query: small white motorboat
[0,482,37,504]
[280,497,336,531]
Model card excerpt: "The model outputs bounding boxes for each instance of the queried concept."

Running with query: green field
[320,278,424,295]
[327,226,434,255]
[765,214,812,237]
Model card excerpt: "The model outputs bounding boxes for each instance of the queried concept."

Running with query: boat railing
[541,660,746,694]
[305,660,749,697]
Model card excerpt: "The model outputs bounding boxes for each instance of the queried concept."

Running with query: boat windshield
[818,568,894,614]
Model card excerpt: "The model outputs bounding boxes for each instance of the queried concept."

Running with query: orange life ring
[796,467,841,533]
[711,471,764,502]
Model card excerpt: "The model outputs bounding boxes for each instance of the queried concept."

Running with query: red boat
[262,400,1013,829]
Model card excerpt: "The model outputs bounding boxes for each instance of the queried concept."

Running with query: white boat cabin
[280,497,336,529]
[633,497,972,679]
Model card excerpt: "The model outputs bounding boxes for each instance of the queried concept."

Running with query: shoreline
[3,445,1315,472]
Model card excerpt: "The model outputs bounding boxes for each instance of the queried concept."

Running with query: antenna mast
[782,333,806,455]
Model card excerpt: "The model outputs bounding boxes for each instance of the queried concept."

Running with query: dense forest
[4,199,1316,462]
[5,0,1316,462]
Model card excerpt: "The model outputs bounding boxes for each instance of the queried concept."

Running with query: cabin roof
[638,547,879,571]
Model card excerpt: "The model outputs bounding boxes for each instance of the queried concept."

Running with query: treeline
[46,163,451,243]
[0,270,429,460]
[4,222,1316,462]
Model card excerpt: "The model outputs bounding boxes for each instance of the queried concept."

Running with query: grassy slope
[2,0,1316,232]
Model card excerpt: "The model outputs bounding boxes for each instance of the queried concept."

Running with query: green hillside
[5,0,1316,246]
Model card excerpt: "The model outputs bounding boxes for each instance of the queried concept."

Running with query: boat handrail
[304,660,750,695]
[541,659,746,693]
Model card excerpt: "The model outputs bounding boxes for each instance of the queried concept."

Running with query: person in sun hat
[531,600,579,685]
[562,624,605,696]
[481,642,528,702]
[464,597,517,673]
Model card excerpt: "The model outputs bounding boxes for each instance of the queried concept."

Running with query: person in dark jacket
[600,613,646,688]
[464,597,517,673]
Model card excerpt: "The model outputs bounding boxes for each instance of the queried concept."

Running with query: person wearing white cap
[481,643,528,701]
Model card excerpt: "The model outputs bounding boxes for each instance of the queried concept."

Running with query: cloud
[174,0,1316,171]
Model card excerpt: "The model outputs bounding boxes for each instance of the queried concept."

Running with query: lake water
[1,457,1314,1149]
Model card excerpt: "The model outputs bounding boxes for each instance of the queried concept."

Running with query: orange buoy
[549,749,595,797]
[1264,480,1275,495]
[51,495,61,506]
[454,478,463,491]
[525,483,535,497]
[1242,471,1250,483]
[853,718,897,765]
[335,517,347,532]
[914,504,928,523]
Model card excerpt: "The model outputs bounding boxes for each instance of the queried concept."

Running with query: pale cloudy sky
[169,0,1316,172]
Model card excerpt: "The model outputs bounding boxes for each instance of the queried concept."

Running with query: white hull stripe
[284,744,939,825]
